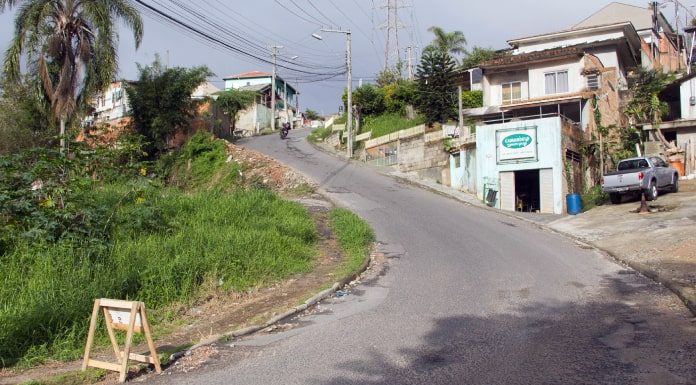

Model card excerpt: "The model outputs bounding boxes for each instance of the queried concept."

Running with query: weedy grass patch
[328,208,375,279]
[363,113,425,139]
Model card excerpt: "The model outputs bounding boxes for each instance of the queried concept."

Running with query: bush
[581,185,608,212]
[308,126,334,143]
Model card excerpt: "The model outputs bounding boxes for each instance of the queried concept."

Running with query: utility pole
[313,29,353,157]
[284,80,289,124]
[458,85,463,132]
[270,45,283,131]
[296,80,300,126]
[406,46,414,80]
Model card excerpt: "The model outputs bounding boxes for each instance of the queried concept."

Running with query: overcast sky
[0,0,678,114]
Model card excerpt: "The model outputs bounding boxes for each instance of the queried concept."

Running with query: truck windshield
[618,159,649,171]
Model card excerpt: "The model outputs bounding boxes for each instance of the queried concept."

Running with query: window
[587,74,600,90]
[545,70,569,94]
[452,153,461,168]
[501,81,522,104]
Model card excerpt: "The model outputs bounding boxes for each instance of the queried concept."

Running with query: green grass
[307,126,334,143]
[20,369,106,385]
[362,113,425,139]
[0,188,317,366]
[328,208,375,278]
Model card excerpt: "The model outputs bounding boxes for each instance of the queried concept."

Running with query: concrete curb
[309,139,696,317]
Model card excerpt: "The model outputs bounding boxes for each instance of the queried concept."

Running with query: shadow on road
[317,277,696,385]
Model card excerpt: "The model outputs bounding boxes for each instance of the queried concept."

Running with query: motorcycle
[280,122,291,139]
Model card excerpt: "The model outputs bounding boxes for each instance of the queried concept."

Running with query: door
[499,172,515,212]
[539,168,554,214]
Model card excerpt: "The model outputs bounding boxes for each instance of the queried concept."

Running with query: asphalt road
[156,128,696,385]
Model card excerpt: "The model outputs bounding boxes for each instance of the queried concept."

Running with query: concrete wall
[450,147,477,193]
[527,58,584,98]
[484,70,530,106]
[476,117,564,214]
[680,79,696,120]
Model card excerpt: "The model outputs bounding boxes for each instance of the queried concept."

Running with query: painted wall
[92,81,130,122]
[484,70,529,107]
[527,58,584,99]
[476,117,564,214]
[449,148,477,193]
[680,79,696,120]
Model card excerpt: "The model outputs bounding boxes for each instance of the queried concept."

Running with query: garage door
[539,168,554,214]
[499,172,515,212]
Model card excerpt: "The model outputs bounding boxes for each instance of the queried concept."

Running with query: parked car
[602,156,679,204]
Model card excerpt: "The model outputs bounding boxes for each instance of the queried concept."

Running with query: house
[642,72,696,177]
[85,80,132,127]
[573,2,685,72]
[223,71,299,131]
[452,3,679,214]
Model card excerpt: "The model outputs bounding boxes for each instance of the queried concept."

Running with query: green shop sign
[502,134,532,149]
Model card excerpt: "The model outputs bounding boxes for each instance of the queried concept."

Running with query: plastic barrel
[566,193,582,215]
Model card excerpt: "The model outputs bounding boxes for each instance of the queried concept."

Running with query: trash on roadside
[335,290,350,298]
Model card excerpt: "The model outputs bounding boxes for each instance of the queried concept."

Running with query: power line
[306,0,339,26]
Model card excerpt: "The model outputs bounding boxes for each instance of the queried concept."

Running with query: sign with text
[497,127,538,163]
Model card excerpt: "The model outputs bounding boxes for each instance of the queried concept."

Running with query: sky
[0,0,684,114]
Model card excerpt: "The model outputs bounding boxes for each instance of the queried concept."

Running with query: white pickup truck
[602,156,679,204]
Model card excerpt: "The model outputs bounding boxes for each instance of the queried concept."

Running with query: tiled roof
[480,46,585,69]
[224,71,271,79]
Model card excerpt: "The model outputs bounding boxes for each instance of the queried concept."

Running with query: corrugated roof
[238,84,271,92]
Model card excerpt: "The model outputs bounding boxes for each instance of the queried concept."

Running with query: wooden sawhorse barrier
[82,299,161,382]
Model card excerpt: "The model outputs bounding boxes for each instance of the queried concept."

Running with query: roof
[224,71,272,80]
[573,2,673,33]
[480,45,585,70]
[508,22,635,47]
[191,81,221,99]
[238,84,271,93]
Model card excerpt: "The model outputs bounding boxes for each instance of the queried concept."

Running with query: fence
[685,139,696,177]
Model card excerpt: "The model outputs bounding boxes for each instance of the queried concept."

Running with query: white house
[86,80,132,127]
[455,4,675,214]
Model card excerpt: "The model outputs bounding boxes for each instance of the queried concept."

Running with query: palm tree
[1,0,143,153]
[427,26,467,58]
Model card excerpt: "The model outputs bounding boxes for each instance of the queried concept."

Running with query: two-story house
[223,71,298,131]
[454,3,679,214]
[86,80,132,127]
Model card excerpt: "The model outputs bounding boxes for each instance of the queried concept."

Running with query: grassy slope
[363,113,425,139]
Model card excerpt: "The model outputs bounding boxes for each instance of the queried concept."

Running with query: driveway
[151,128,696,385]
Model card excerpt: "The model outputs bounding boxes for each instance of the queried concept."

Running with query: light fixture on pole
[313,28,353,158]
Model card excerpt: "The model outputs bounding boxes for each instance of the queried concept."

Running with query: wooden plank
[128,353,157,365]
[112,323,143,334]
[139,304,162,373]
[87,359,122,372]
[99,299,138,310]
[82,300,101,371]
[102,308,122,363]
[118,305,139,383]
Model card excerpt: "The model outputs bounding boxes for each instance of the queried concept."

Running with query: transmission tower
[379,0,410,71]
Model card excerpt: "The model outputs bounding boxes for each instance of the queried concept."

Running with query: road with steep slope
[155,128,696,385]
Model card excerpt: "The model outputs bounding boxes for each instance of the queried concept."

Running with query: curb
[309,139,696,318]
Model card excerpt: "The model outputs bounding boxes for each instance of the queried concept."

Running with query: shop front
[476,117,564,214]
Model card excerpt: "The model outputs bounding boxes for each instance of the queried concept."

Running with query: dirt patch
[0,144,359,385]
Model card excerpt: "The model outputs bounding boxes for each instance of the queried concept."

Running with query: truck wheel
[671,175,679,193]
[609,193,622,204]
[646,180,658,201]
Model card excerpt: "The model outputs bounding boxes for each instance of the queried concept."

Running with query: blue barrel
[566,193,582,215]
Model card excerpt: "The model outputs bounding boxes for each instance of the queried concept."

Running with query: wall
[226,77,296,107]
[476,117,564,214]
[450,147,477,193]
[484,70,529,106]
[680,79,696,120]
[527,58,584,99]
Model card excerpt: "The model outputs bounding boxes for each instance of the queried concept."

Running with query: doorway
[514,169,540,212]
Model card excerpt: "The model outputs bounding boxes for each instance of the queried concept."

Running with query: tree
[416,49,457,125]
[127,58,213,153]
[624,68,678,153]
[461,47,499,69]
[375,67,399,87]
[214,89,256,133]
[304,109,320,121]
[0,76,54,154]
[1,0,143,153]
[426,26,467,59]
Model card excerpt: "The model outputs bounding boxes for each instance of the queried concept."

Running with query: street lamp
[313,28,353,158]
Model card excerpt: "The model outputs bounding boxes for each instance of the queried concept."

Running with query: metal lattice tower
[380,0,410,70]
